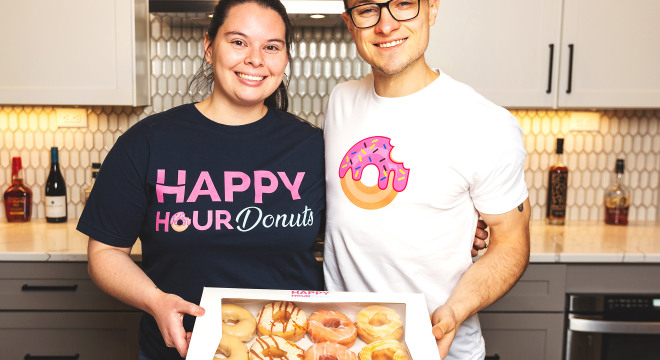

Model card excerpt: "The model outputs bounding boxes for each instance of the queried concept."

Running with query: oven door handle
[569,317,660,334]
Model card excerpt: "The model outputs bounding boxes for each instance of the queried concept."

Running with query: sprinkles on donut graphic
[170,211,191,232]
[339,136,410,210]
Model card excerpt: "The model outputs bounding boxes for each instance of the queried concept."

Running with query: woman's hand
[472,219,489,257]
[150,292,205,358]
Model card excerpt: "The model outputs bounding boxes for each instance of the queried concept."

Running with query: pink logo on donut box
[291,290,329,298]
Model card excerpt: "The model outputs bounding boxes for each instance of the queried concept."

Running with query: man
[322,0,531,359]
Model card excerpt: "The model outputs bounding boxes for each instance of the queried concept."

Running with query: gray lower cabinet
[479,264,568,360]
[0,261,141,360]
[0,312,141,360]
[480,313,565,360]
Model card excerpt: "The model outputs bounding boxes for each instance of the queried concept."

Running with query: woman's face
[204,2,288,108]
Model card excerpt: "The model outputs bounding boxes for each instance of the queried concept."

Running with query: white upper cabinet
[0,0,150,106]
[427,0,660,109]
[558,0,660,108]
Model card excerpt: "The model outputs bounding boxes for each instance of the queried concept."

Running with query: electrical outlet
[56,108,88,128]
[570,111,600,132]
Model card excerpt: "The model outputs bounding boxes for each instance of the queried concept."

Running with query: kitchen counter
[0,219,142,262]
[0,219,659,263]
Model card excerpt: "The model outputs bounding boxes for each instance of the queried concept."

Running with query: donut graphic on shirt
[339,136,410,210]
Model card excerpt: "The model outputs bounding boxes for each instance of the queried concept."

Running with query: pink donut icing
[339,136,410,192]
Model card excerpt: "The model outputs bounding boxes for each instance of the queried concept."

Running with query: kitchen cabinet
[479,264,566,360]
[428,0,660,109]
[0,0,150,106]
[0,262,141,360]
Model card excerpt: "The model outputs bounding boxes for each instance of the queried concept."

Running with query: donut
[339,136,410,210]
[304,342,357,360]
[256,301,308,342]
[358,340,408,360]
[356,305,403,344]
[170,211,191,232]
[307,310,357,347]
[215,334,248,360]
[222,303,257,342]
[248,335,303,360]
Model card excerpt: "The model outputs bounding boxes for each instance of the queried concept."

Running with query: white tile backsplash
[1,13,659,222]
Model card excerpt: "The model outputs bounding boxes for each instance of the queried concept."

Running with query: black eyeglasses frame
[346,0,421,29]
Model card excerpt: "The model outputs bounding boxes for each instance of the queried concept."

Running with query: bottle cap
[11,157,22,175]
[50,147,59,162]
[556,138,564,154]
[615,159,625,173]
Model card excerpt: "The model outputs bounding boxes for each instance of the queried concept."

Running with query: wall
[1,13,659,222]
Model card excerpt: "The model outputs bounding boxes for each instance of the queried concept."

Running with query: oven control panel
[606,296,657,310]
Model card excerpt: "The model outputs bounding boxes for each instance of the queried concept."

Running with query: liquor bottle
[604,159,630,225]
[84,162,101,204]
[546,138,568,225]
[3,156,33,222]
[45,147,67,223]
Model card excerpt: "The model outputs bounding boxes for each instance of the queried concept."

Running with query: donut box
[186,287,441,360]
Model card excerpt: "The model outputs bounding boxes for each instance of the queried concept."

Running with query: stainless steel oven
[565,294,660,360]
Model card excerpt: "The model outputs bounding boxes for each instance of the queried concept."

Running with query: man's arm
[431,198,530,358]
[87,238,205,357]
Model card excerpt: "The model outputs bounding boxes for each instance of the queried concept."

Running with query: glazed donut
[356,305,403,344]
[248,335,303,360]
[307,310,357,347]
[304,342,357,360]
[170,211,191,232]
[339,136,410,210]
[215,334,248,360]
[222,304,257,342]
[256,301,308,342]
[358,340,408,360]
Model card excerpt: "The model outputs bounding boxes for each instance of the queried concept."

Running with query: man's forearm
[444,199,531,325]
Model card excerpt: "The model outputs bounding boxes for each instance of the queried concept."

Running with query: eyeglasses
[346,0,421,29]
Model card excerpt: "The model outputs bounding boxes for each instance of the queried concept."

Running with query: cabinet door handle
[24,354,80,360]
[485,355,501,360]
[21,284,78,292]
[566,44,574,94]
[546,44,554,93]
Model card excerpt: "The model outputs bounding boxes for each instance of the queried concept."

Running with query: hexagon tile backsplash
[1,13,659,222]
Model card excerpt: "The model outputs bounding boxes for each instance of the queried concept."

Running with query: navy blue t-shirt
[77,104,325,359]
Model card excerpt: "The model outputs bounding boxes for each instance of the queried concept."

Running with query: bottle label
[547,172,568,218]
[6,198,27,216]
[45,196,67,217]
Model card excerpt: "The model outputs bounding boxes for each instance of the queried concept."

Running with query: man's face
[342,0,439,77]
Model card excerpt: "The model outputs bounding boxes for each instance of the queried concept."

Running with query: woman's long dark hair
[188,0,293,111]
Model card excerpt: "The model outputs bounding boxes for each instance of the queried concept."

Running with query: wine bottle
[45,147,67,223]
[604,159,630,225]
[3,156,33,222]
[546,138,568,225]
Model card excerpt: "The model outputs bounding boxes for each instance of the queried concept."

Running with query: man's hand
[151,292,205,358]
[472,219,489,257]
[431,305,459,359]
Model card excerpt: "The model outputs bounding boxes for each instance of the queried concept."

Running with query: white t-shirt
[323,70,528,360]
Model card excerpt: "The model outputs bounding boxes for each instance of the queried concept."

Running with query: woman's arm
[87,238,205,358]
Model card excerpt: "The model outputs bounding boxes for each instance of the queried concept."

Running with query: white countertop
[0,219,142,262]
[1,219,659,263]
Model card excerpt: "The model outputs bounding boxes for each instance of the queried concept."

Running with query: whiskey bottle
[84,162,101,204]
[604,159,629,225]
[546,138,568,225]
[3,156,33,222]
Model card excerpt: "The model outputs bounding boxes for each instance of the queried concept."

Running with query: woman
[77,1,324,359]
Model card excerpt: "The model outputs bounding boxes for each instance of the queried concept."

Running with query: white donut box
[186,287,441,360]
